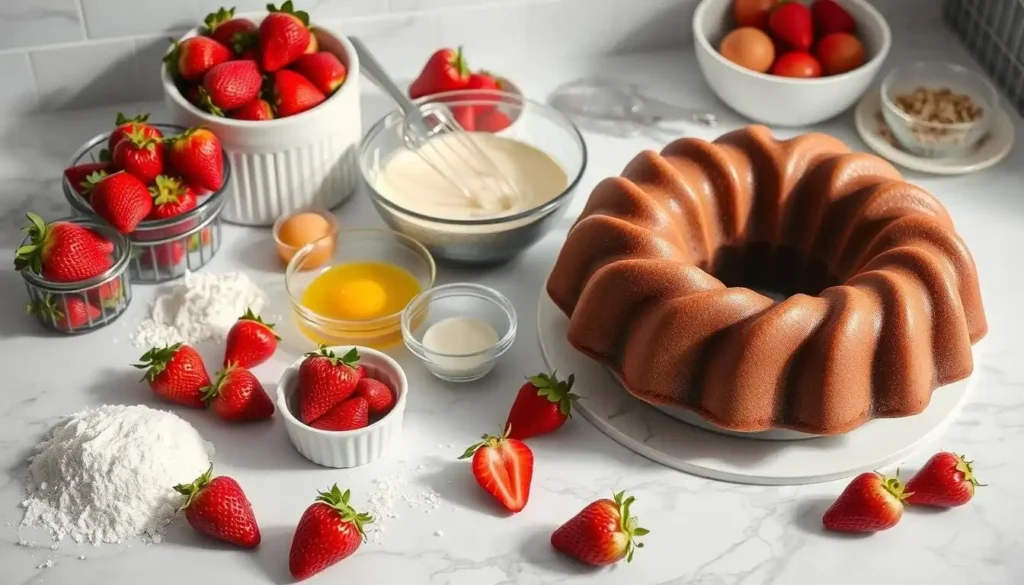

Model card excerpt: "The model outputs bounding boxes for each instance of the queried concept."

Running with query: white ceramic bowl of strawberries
[693,0,891,126]
[161,3,362,226]
[277,345,407,468]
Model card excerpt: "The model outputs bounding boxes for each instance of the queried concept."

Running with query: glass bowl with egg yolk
[285,228,436,349]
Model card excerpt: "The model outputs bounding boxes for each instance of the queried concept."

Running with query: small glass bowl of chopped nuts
[880,62,998,158]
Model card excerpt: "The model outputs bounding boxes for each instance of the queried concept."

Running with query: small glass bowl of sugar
[401,283,517,383]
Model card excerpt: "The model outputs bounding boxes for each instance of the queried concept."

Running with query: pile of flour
[131,271,268,348]
[21,405,213,545]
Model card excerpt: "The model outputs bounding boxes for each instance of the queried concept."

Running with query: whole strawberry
[260,1,311,72]
[231,99,275,121]
[147,175,198,220]
[112,127,164,185]
[290,52,347,95]
[905,452,983,508]
[203,7,259,55]
[770,1,814,51]
[466,71,501,112]
[64,161,111,197]
[459,427,533,513]
[223,308,280,368]
[200,60,263,116]
[823,471,909,533]
[298,345,361,423]
[203,365,275,422]
[108,112,162,153]
[289,485,373,581]
[133,343,211,408]
[551,491,649,566]
[353,377,394,415]
[310,396,369,431]
[167,127,225,192]
[272,69,326,117]
[14,213,112,282]
[89,171,153,233]
[174,465,261,548]
[165,36,232,82]
[506,371,578,440]
[27,295,101,330]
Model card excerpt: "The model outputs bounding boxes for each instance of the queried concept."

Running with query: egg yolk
[332,279,387,320]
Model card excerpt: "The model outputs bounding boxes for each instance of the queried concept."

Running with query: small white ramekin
[277,346,407,468]
[162,18,362,226]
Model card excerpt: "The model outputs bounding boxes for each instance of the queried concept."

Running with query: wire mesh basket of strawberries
[62,117,230,284]
[15,214,133,335]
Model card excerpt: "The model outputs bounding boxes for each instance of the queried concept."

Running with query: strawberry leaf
[173,464,214,508]
[203,6,235,33]
[132,343,184,382]
[527,371,579,419]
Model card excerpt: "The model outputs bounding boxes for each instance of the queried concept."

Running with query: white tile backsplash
[0,0,85,50]
[0,0,954,114]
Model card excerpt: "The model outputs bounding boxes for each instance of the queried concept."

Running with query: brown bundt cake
[546,125,987,436]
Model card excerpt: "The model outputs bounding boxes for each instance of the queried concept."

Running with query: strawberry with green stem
[459,426,533,513]
[505,371,578,440]
[14,213,111,282]
[107,112,162,154]
[260,1,312,72]
[551,491,649,566]
[174,465,261,548]
[297,345,361,423]
[203,365,275,422]
[134,343,211,408]
[289,485,373,580]
[27,294,101,330]
[112,127,164,185]
[164,36,232,82]
[87,171,153,233]
[203,7,259,55]
[823,471,909,532]
[167,127,225,192]
[905,452,984,507]
[64,161,111,197]
[223,308,280,369]
[147,175,198,220]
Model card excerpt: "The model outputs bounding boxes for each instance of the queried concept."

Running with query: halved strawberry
[458,427,533,513]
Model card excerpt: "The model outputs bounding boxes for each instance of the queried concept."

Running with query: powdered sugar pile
[21,405,214,546]
[365,464,442,541]
[131,271,267,348]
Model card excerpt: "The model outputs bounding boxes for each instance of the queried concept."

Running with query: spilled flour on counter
[364,464,442,542]
[131,271,267,348]
[21,405,213,546]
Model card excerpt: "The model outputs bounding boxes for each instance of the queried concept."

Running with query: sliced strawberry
[459,427,533,513]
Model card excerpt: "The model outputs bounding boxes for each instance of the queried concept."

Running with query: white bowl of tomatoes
[693,0,891,126]
[161,3,362,226]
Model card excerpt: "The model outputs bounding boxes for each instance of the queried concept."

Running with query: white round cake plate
[854,90,1014,175]
[537,287,979,486]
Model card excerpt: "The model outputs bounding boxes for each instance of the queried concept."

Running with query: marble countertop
[1,30,1023,585]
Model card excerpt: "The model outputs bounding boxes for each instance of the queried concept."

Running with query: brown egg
[275,212,336,269]
[719,27,776,73]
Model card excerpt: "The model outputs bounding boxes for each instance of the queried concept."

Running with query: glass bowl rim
[358,89,588,227]
[19,217,132,291]
[284,228,437,329]
[400,282,518,359]
[879,61,999,131]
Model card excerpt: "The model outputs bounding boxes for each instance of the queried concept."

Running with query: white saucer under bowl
[854,90,1014,175]
[537,286,979,485]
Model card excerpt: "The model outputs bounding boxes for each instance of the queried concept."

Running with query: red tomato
[815,32,865,75]
[771,51,822,78]
[734,0,777,29]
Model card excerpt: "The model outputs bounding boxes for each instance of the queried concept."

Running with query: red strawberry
[88,171,153,233]
[551,491,649,566]
[27,295,102,330]
[297,345,361,424]
[133,343,211,408]
[139,241,186,269]
[83,228,114,256]
[310,396,369,431]
[352,378,394,415]
[905,452,983,507]
[167,127,225,192]
[112,127,164,185]
[409,47,470,99]
[289,485,373,581]
[260,1,311,72]
[223,308,279,368]
[812,0,856,36]
[14,213,112,281]
[147,175,198,220]
[200,60,263,116]
[476,109,512,133]
[231,98,275,121]
[107,112,162,154]
[174,466,261,548]
[203,365,275,422]
[64,161,111,196]
[164,36,232,83]
[505,372,578,440]
[272,69,326,117]
[822,471,909,532]
[87,278,123,309]
[458,427,533,513]
[203,7,259,55]
[451,105,476,131]
[769,1,814,51]
[466,71,501,112]
[290,52,347,95]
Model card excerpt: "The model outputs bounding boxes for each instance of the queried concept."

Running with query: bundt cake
[546,125,987,436]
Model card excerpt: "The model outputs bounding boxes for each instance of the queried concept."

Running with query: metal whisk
[350,37,522,211]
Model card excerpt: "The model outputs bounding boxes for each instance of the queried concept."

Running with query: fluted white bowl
[161,19,361,225]
[277,346,407,468]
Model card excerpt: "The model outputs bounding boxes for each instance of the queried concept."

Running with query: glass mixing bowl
[285,228,436,349]
[359,89,587,265]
